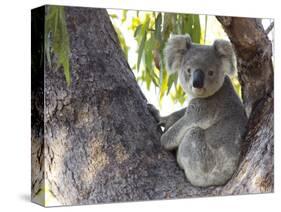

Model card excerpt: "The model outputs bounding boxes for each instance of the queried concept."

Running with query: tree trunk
[216,17,273,116]
[31,7,273,206]
[216,17,274,194]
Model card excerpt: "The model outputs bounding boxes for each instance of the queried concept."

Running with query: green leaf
[45,6,71,86]
[178,15,183,34]
[162,14,173,41]
[204,15,208,44]
[231,77,242,98]
[155,13,162,41]
[173,73,178,89]
[109,14,118,19]
[122,10,128,23]
[134,24,142,37]
[137,31,147,71]
[151,76,159,87]
[191,15,201,43]
[183,14,193,34]
[119,11,202,104]
[145,38,153,71]
[114,26,129,59]
[145,71,152,90]
[167,73,177,94]
[181,15,187,34]
[136,15,150,71]
[171,14,179,33]
[145,36,159,87]
[171,85,186,105]
[159,50,165,87]
[181,14,201,43]
[160,70,168,101]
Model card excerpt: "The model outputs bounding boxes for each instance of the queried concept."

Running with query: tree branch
[265,21,274,34]
[215,16,274,195]
[216,17,273,116]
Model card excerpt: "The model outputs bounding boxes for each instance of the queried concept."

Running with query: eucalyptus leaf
[155,13,162,41]
[45,6,71,86]
[115,26,129,59]
[167,73,177,94]
[137,31,147,71]
[192,15,201,43]
[134,24,142,37]
[122,10,128,23]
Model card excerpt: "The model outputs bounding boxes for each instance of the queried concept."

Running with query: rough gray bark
[216,17,274,194]
[216,17,273,116]
[31,7,273,206]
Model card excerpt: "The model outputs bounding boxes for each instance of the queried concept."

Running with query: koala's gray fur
[155,34,247,187]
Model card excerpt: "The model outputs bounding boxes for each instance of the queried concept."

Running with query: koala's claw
[147,103,160,123]
[158,117,170,132]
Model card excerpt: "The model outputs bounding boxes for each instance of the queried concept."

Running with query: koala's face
[164,35,236,98]
[179,46,226,98]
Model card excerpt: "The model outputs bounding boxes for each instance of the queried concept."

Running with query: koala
[154,34,248,187]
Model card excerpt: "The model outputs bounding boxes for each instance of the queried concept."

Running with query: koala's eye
[187,68,191,73]
[208,70,214,76]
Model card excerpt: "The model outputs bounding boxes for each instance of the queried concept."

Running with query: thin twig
[265,22,274,34]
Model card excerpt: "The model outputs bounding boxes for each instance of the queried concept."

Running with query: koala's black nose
[192,69,205,88]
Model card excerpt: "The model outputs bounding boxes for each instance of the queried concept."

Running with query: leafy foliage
[45,6,71,86]
[232,76,242,97]
[115,26,130,59]
[111,11,202,104]
[110,13,130,59]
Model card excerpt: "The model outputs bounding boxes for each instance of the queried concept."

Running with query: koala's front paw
[160,128,181,150]
[160,131,171,148]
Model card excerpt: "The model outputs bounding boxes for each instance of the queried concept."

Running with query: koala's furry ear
[213,39,237,75]
[164,34,192,74]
